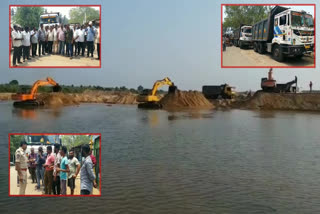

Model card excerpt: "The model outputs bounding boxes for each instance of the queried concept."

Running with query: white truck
[39,12,62,28]
[252,6,314,62]
[233,24,253,49]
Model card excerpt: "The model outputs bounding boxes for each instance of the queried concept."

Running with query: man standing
[21,26,31,62]
[47,26,54,54]
[38,24,46,56]
[80,144,97,195]
[57,146,69,195]
[89,150,97,169]
[57,24,65,55]
[28,148,37,183]
[95,24,100,60]
[74,25,85,56]
[310,81,313,93]
[53,25,58,54]
[43,146,54,195]
[65,25,74,59]
[86,22,96,58]
[30,27,38,57]
[68,150,80,195]
[52,143,61,195]
[11,25,23,66]
[15,141,28,194]
[35,146,46,190]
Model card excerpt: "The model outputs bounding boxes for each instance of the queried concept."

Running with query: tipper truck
[233,24,253,49]
[202,84,236,99]
[252,6,314,62]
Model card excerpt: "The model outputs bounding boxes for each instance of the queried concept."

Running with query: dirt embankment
[71,90,138,104]
[0,93,13,101]
[237,92,320,111]
[159,90,214,110]
[37,93,80,107]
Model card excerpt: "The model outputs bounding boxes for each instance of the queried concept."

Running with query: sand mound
[159,90,214,109]
[72,91,138,104]
[241,92,320,111]
[37,93,79,107]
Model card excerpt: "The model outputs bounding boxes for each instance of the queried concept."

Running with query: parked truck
[233,24,253,49]
[252,6,314,62]
[202,84,236,99]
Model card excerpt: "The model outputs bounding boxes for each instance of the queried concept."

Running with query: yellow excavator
[12,77,61,107]
[137,77,177,109]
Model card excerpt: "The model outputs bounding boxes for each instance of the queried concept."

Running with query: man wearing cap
[15,141,28,194]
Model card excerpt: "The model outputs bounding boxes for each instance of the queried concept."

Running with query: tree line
[223,6,272,31]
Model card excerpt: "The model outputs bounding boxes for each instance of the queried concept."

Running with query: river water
[0,101,320,213]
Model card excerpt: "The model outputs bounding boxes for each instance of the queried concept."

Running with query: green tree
[13,7,45,28]
[9,80,19,85]
[61,135,91,150]
[10,135,25,160]
[137,85,143,92]
[69,7,99,24]
[223,6,271,30]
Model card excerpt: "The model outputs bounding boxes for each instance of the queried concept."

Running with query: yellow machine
[137,77,177,109]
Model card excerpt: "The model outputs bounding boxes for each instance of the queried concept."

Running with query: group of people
[15,141,98,195]
[11,21,100,66]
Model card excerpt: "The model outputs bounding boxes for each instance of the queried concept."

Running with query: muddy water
[1,101,320,213]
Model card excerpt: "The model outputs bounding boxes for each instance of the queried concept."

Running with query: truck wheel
[272,45,284,62]
[296,54,304,59]
[239,41,243,49]
[253,43,258,52]
[258,42,265,54]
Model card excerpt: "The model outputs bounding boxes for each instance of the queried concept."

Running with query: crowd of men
[15,141,98,195]
[11,21,100,66]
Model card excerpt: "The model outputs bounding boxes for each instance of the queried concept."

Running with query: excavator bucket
[168,85,177,94]
[52,85,62,92]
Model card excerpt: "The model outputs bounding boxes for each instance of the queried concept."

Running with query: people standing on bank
[57,146,69,195]
[80,144,97,195]
[30,27,38,57]
[38,24,46,56]
[11,25,23,66]
[74,25,85,56]
[86,22,96,58]
[44,26,49,54]
[43,145,54,195]
[73,25,79,57]
[52,143,61,195]
[309,81,313,93]
[68,150,80,195]
[15,141,28,194]
[28,148,37,183]
[57,24,65,55]
[35,146,46,190]
[21,26,31,62]
[65,25,74,59]
[47,26,54,54]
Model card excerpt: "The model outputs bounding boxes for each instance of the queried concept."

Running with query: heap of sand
[72,90,138,104]
[37,93,79,107]
[240,92,320,111]
[159,90,214,110]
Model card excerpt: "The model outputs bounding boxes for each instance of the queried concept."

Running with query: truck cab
[273,9,314,56]
[40,12,62,28]
[239,26,252,47]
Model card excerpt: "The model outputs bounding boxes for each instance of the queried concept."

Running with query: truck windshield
[40,16,58,24]
[304,15,314,27]
[243,28,252,33]
[291,12,304,27]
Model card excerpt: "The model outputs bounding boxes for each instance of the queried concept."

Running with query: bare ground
[223,46,314,67]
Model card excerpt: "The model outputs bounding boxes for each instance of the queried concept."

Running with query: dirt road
[223,46,314,67]
[10,53,100,67]
[10,166,100,195]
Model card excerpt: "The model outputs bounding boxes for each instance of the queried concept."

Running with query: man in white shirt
[21,27,31,62]
[74,25,85,56]
[47,26,54,54]
[11,25,23,66]
[73,25,79,57]
[30,27,38,57]
[94,24,100,60]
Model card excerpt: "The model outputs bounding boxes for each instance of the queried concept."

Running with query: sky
[2,0,320,91]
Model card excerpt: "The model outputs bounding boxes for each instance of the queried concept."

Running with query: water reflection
[12,107,63,120]
[168,110,214,120]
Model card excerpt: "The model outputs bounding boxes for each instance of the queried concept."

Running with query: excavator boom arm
[30,77,59,97]
[150,77,174,96]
